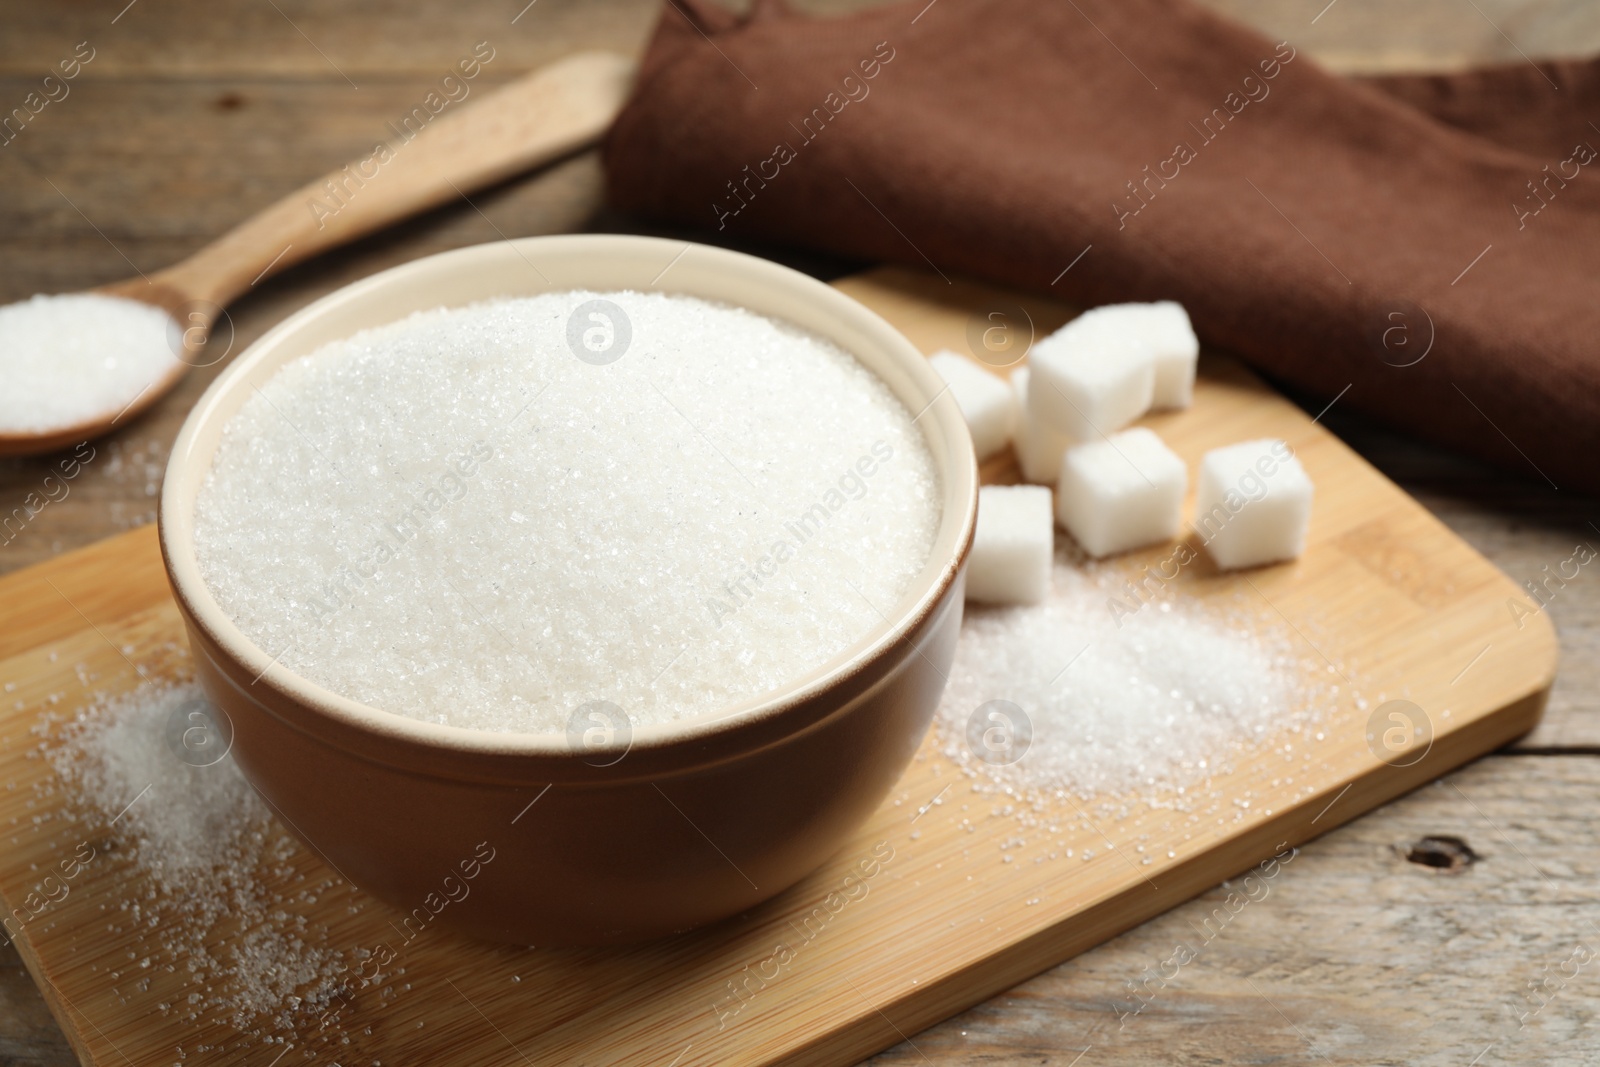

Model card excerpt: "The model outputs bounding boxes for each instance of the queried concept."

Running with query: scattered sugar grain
[939,552,1314,802]
[47,681,346,1031]
[0,294,180,433]
[52,684,258,883]
[194,292,940,733]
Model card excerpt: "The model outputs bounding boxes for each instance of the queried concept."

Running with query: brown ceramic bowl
[159,235,976,946]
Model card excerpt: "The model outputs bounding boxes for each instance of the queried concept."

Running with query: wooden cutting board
[0,267,1556,1067]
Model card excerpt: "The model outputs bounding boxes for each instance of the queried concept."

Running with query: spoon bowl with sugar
[0,50,635,458]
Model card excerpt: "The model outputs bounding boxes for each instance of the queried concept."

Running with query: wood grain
[0,1,1596,1064]
[861,754,1600,1067]
[147,52,634,310]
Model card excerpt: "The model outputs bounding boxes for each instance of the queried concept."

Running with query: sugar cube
[1009,367,1076,485]
[1026,319,1154,440]
[1056,427,1186,558]
[1068,301,1199,409]
[929,350,1018,461]
[1194,438,1313,569]
[967,484,1053,605]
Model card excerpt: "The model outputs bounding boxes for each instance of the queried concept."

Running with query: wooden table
[1,2,1595,1063]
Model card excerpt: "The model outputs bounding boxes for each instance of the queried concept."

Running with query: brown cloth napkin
[604,0,1600,494]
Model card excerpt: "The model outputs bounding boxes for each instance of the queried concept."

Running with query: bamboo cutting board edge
[771,687,1548,1067]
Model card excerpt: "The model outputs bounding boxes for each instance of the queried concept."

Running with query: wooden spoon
[0,50,636,458]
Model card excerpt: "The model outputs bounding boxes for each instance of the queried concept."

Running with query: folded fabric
[605,0,1600,493]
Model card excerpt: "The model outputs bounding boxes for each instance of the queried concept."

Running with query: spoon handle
[158,51,636,309]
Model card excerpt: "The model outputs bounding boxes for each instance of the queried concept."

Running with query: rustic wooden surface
[0,1,1595,1064]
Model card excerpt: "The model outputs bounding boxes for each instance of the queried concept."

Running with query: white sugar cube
[1056,427,1186,558]
[928,351,1018,461]
[1026,319,1154,440]
[1009,367,1076,485]
[1194,438,1313,569]
[1069,301,1199,409]
[967,484,1053,605]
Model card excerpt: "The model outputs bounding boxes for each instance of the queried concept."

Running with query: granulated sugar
[193,291,940,733]
[0,293,180,432]
[46,681,347,1031]
[938,552,1318,803]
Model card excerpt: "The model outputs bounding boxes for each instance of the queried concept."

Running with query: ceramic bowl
[160,235,976,945]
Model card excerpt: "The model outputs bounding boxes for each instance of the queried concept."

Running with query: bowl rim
[160,234,976,762]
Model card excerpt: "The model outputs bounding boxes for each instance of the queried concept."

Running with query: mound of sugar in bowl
[193,292,941,733]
